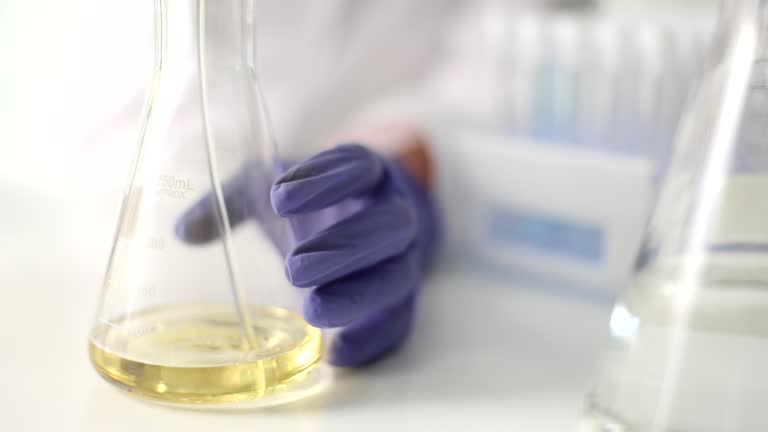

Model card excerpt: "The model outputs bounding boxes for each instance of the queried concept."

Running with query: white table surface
[1,181,613,432]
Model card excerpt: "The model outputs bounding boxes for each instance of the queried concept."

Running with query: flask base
[579,404,634,432]
[89,304,326,406]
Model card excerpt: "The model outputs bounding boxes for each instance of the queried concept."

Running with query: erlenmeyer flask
[581,0,768,430]
[88,0,327,406]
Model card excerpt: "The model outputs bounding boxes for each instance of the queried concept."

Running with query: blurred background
[0,1,729,428]
[1,0,718,290]
[0,0,716,177]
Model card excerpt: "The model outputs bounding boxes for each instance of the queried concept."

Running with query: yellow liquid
[89,304,322,404]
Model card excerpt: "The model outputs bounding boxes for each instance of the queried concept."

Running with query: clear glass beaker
[88,0,327,406]
[581,0,768,430]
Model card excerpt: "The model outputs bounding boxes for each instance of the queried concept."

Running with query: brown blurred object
[328,123,434,188]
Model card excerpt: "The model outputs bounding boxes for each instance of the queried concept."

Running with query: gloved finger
[285,196,417,288]
[328,294,416,367]
[303,249,419,328]
[271,144,385,217]
[175,164,265,244]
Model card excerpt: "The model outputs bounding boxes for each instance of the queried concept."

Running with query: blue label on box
[488,208,603,263]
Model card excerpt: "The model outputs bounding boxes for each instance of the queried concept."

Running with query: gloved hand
[176,144,439,366]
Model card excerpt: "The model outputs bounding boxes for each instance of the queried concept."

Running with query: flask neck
[758,1,768,60]
[704,0,768,94]
[716,0,768,48]
[744,0,768,57]
[155,0,255,71]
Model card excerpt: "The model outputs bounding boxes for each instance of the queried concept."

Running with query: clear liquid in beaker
[582,260,768,431]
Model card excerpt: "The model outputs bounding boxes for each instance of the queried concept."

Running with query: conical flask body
[88,0,324,406]
[582,1,768,430]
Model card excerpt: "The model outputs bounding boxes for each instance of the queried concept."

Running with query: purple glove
[176,144,439,366]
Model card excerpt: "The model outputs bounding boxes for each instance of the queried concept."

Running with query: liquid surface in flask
[89,304,322,404]
[583,149,768,431]
[582,260,768,431]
